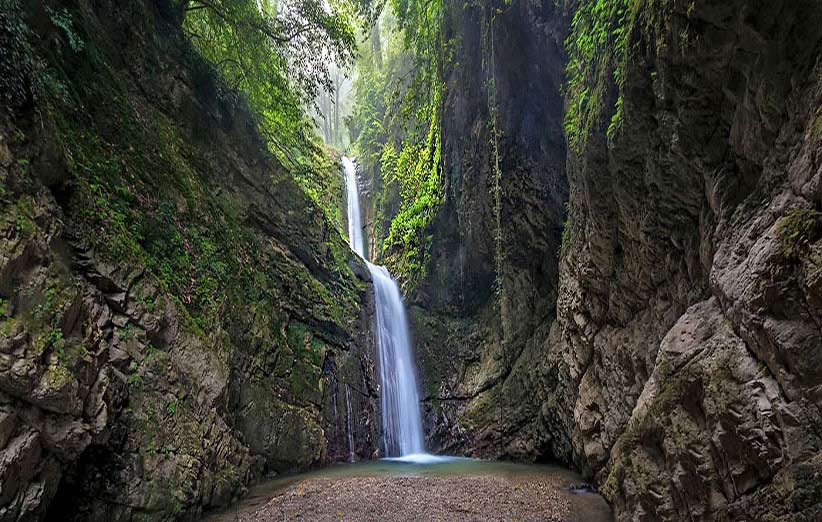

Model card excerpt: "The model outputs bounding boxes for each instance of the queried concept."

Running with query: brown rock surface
[402,1,822,521]
[0,1,379,520]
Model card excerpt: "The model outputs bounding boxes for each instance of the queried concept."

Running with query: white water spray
[342,157,426,458]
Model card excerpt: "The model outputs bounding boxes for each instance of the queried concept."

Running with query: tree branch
[185,0,312,44]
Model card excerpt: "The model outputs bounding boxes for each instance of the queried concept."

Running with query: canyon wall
[410,0,573,462]
[560,1,822,519]
[3,0,822,520]
[0,1,378,520]
[406,0,822,520]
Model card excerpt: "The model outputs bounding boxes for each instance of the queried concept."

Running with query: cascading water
[342,157,426,458]
[342,157,365,258]
[369,264,426,456]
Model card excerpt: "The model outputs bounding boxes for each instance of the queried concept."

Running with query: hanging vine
[482,3,505,298]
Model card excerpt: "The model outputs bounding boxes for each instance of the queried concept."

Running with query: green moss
[348,5,446,292]
[601,459,623,500]
[294,150,346,236]
[563,0,631,151]
[43,364,74,390]
[145,346,170,371]
[811,111,822,142]
[0,316,23,338]
[461,391,498,430]
[288,358,323,404]
[43,65,355,346]
[58,342,91,367]
[777,208,822,259]
[559,201,577,257]
[562,0,679,151]
[381,85,444,290]
[655,357,674,380]
[284,321,325,402]
[286,322,310,352]
[3,2,364,508]
[1,196,36,239]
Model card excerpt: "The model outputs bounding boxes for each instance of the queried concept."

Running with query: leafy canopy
[180,0,368,228]
[181,0,358,169]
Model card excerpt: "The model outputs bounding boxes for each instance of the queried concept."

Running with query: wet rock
[409,0,571,464]
[555,1,822,519]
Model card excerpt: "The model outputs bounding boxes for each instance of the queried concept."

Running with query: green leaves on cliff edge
[563,0,630,150]
[778,208,822,260]
[348,0,445,290]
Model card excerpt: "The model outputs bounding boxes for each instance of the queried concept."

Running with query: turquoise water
[254,456,580,486]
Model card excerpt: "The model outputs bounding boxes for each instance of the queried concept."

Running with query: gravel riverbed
[207,472,611,522]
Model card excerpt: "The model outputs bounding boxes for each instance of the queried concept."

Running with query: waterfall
[369,264,426,456]
[343,157,365,258]
[342,156,426,458]
[331,376,339,434]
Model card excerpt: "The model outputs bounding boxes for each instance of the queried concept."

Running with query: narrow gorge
[1,0,821,521]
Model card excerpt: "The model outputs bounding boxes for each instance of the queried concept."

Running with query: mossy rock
[778,208,822,259]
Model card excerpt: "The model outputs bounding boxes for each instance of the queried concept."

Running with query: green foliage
[25,12,356,338]
[46,327,64,346]
[563,0,631,150]
[778,208,822,259]
[182,0,357,197]
[182,0,357,101]
[482,4,505,295]
[381,87,443,284]
[812,111,822,142]
[0,1,33,106]
[127,371,143,388]
[348,2,445,288]
[1,7,387,492]
[65,124,254,331]
[13,199,35,237]
[292,149,347,234]
[45,7,84,52]
[0,0,61,107]
[559,200,575,257]
[119,324,134,342]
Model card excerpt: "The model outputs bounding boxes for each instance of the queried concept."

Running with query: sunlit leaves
[182,0,358,173]
[563,0,630,150]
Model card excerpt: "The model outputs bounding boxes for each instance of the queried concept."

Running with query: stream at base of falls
[201,459,612,522]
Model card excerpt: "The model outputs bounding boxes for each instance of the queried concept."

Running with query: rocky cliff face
[407,0,572,463]
[405,0,822,520]
[560,1,822,519]
[0,1,378,520]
